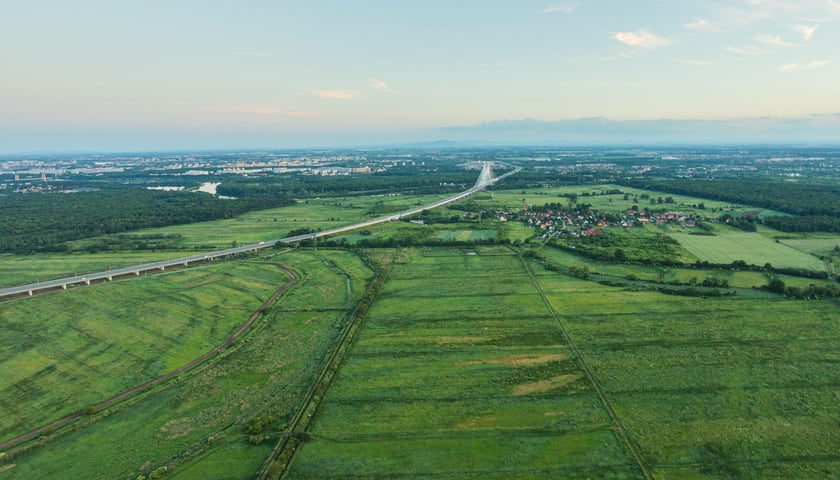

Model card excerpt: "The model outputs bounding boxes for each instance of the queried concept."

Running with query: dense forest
[0,189,293,253]
[622,178,840,232]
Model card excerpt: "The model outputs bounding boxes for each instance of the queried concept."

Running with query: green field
[670,230,825,270]
[3,175,840,479]
[0,262,292,443]
[484,184,743,216]
[535,261,840,478]
[435,229,497,241]
[0,250,373,479]
[780,236,840,255]
[282,246,840,479]
[287,248,644,479]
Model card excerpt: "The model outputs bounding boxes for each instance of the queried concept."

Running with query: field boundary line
[519,254,655,480]
[257,252,393,480]
[0,264,297,452]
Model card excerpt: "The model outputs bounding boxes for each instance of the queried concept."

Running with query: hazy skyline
[2,0,840,152]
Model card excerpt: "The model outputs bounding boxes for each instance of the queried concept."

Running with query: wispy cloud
[612,30,672,48]
[792,23,818,40]
[683,18,710,30]
[542,3,578,14]
[680,59,713,67]
[754,34,799,47]
[724,45,767,55]
[203,105,317,117]
[368,79,395,93]
[309,89,358,100]
[779,60,829,71]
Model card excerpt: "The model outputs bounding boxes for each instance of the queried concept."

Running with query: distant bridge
[0,163,519,300]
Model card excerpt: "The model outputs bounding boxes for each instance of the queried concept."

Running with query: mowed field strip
[286,247,646,479]
[669,231,825,270]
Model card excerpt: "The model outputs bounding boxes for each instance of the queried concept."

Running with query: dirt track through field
[0,264,297,452]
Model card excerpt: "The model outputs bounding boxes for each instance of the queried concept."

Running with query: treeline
[0,189,294,253]
[621,178,840,217]
[216,172,476,199]
[762,215,840,233]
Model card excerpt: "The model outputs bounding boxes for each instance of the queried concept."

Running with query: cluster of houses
[497,206,703,239]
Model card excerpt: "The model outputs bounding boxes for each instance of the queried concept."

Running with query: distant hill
[431,115,840,145]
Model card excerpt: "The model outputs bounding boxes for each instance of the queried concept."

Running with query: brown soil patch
[543,411,566,417]
[0,465,16,474]
[463,353,567,367]
[511,373,582,396]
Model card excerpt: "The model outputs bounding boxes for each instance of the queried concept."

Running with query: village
[500,205,705,239]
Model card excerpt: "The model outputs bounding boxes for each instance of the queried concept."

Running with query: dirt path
[0,264,297,452]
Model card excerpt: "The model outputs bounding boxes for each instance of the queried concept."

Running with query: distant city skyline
[2,0,839,152]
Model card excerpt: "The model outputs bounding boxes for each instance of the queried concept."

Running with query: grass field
[484,184,743,216]
[0,250,373,480]
[435,229,497,241]
[0,262,291,443]
[670,230,825,271]
[533,260,840,478]
[780,236,840,255]
[286,248,644,479]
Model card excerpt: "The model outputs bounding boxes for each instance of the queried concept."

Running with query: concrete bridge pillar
[62,284,67,290]
[106,275,112,281]
[84,279,90,286]
[28,290,33,296]
[159,266,165,271]
[135,271,141,276]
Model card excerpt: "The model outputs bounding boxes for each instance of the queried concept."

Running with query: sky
[1,0,840,152]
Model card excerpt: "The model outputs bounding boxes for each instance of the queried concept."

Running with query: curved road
[0,163,519,300]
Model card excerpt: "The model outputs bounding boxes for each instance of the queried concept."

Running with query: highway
[0,163,519,300]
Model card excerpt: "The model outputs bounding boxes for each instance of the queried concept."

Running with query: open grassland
[485,185,741,215]
[287,248,644,479]
[670,230,825,270]
[0,262,291,443]
[532,258,840,478]
[0,249,373,480]
[332,217,533,246]
[780,236,840,255]
[67,193,452,251]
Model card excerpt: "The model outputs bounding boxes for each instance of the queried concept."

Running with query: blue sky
[2,0,839,151]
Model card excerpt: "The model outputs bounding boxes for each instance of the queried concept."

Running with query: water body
[197,182,235,199]
[197,182,220,195]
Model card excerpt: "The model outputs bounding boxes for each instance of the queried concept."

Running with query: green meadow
[670,230,825,270]
[286,248,644,479]
[532,259,840,478]
[0,250,373,480]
